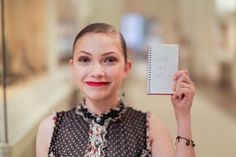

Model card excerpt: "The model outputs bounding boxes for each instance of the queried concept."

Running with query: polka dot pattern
[106,107,148,157]
[48,107,151,157]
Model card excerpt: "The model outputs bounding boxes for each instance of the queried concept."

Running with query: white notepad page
[147,44,179,94]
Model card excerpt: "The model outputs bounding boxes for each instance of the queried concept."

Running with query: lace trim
[76,100,127,157]
[84,122,108,157]
[49,152,55,157]
[75,99,126,126]
[140,112,152,157]
[48,111,64,157]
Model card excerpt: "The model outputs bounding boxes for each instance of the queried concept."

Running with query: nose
[91,62,105,78]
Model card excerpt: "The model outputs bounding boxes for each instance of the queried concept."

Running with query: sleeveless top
[48,101,152,157]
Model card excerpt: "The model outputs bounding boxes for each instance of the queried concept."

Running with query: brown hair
[72,23,127,63]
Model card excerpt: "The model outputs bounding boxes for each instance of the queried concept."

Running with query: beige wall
[5,0,48,75]
[178,0,216,80]
[178,0,236,94]
[76,0,125,29]
[231,14,236,93]
[125,0,179,43]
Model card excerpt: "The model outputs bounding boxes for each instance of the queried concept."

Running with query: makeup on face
[86,81,110,87]
[70,33,130,102]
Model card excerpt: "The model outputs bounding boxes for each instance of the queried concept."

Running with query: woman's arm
[36,115,54,157]
[151,70,196,157]
[150,115,175,157]
[172,70,195,157]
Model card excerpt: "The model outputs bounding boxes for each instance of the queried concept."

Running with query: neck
[84,96,120,115]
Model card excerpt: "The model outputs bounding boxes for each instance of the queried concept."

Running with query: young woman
[36,23,196,157]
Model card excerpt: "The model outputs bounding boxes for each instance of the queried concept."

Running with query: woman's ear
[123,59,132,79]
[68,58,74,70]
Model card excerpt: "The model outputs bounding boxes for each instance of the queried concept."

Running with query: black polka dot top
[48,101,152,157]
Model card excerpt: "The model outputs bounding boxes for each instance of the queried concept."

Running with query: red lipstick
[86,81,110,87]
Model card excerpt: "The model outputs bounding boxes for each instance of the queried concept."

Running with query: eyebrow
[75,51,91,56]
[75,51,119,56]
[102,51,118,56]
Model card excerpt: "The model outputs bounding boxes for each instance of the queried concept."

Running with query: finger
[183,69,189,76]
[174,86,192,95]
[175,85,195,98]
[174,87,189,99]
[172,81,194,92]
[173,69,189,80]
[175,82,194,93]
[176,73,194,86]
[172,84,176,91]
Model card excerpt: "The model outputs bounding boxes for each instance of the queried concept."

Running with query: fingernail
[172,85,176,90]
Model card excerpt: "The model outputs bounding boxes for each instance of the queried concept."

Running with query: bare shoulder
[149,114,172,143]
[36,115,55,157]
[149,114,174,157]
[149,114,169,134]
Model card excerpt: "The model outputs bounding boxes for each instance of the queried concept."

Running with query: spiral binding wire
[147,44,152,93]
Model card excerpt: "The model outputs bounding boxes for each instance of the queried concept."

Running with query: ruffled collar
[76,99,126,126]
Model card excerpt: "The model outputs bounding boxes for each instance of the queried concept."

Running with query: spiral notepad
[147,44,179,95]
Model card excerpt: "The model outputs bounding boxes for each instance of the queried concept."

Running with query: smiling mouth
[86,81,110,87]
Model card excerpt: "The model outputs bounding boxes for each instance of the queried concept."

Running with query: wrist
[176,114,192,139]
[175,111,191,123]
[175,136,196,147]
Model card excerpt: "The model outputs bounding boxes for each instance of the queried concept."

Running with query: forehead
[73,33,122,54]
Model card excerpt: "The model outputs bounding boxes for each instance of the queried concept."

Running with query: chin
[85,92,112,101]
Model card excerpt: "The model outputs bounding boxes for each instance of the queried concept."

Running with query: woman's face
[70,33,132,101]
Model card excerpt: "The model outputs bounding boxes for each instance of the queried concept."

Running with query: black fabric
[48,107,148,157]
[78,101,125,126]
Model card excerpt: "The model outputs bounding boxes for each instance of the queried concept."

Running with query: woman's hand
[171,70,195,120]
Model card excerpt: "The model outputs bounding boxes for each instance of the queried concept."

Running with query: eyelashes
[77,56,118,64]
[104,56,118,63]
[78,56,90,63]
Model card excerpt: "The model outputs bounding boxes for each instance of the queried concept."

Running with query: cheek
[107,66,125,80]
[73,68,87,92]
[73,66,87,80]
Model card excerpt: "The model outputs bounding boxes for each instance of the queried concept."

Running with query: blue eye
[78,56,90,63]
[104,57,117,63]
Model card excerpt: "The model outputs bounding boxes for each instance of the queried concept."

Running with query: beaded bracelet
[175,136,195,147]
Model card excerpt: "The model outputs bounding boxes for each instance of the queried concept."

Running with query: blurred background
[0,0,236,157]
